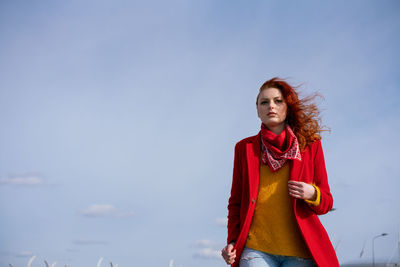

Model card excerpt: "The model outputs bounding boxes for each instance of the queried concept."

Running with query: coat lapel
[289,148,305,213]
[246,134,261,199]
[289,157,302,181]
[289,145,307,181]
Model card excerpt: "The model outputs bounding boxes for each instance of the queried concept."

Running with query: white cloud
[81,204,135,218]
[193,239,215,248]
[81,204,116,217]
[192,239,222,260]
[216,217,228,227]
[193,248,221,260]
[0,173,44,186]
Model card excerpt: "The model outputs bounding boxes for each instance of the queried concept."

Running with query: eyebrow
[259,96,283,100]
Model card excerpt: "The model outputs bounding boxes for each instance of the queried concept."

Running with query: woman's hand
[221,243,236,265]
[288,181,316,201]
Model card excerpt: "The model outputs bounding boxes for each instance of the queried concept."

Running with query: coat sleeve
[227,142,243,244]
[308,140,333,215]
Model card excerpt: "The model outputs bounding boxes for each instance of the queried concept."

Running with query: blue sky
[1,1,400,266]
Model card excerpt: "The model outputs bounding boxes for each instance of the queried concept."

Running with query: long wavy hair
[257,77,327,150]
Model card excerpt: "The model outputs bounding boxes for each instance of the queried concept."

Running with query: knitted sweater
[245,161,320,258]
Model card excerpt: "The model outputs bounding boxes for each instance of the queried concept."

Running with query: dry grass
[9,255,121,267]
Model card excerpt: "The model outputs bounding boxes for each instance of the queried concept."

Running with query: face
[257,87,288,130]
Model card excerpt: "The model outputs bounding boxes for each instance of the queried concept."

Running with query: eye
[260,100,268,105]
[275,99,283,103]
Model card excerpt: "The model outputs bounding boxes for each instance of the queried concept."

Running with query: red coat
[227,133,339,267]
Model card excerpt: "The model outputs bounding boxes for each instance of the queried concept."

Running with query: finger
[221,249,226,257]
[227,250,236,257]
[222,249,230,259]
[289,190,303,196]
[288,185,303,191]
[288,184,303,191]
[289,184,304,190]
[289,192,303,199]
[224,252,234,258]
[288,187,304,195]
[289,191,303,197]
[288,181,303,186]
[227,250,236,259]
[225,255,235,265]
[289,183,306,192]
[222,245,235,260]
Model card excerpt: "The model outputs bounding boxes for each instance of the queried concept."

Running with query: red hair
[257,77,326,150]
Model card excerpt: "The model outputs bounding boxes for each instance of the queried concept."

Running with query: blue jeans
[239,247,315,267]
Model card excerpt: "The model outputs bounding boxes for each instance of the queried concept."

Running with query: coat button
[251,198,255,204]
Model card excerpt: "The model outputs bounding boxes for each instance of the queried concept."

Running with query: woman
[221,78,339,267]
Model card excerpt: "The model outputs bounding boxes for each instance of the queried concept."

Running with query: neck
[267,124,286,135]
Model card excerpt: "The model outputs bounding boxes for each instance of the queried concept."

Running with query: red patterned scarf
[260,123,301,172]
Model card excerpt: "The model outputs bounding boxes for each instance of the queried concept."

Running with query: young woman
[221,78,339,267]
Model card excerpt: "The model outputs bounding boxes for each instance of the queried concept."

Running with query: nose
[269,101,276,109]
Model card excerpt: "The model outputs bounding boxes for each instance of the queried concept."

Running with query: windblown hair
[257,77,327,150]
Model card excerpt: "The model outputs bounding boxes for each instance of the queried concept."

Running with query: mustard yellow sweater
[245,162,319,258]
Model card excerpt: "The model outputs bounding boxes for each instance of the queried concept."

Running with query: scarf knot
[260,124,301,172]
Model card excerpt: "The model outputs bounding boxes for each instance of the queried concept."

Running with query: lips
[267,112,277,116]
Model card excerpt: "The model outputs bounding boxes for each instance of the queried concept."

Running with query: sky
[0,0,400,266]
